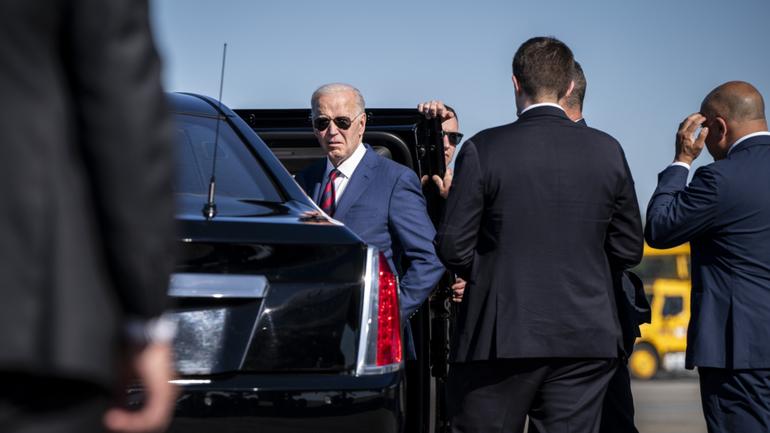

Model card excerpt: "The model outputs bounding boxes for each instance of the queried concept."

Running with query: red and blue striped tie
[319,169,341,216]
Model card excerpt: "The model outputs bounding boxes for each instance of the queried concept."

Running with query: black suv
[160,93,451,433]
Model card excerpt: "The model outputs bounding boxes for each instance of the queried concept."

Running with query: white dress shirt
[323,143,366,204]
[520,102,565,115]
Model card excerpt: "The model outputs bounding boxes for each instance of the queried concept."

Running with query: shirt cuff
[670,161,691,170]
[125,315,177,345]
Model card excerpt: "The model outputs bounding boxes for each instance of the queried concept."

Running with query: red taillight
[376,252,402,366]
[356,247,403,375]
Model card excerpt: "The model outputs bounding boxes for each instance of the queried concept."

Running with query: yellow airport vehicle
[628,243,691,380]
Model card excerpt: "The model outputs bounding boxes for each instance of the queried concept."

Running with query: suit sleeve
[435,140,484,280]
[67,0,174,319]
[605,148,644,270]
[389,169,445,317]
[645,164,721,249]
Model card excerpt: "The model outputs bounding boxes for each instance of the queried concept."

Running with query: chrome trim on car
[355,247,377,376]
[169,379,212,385]
[169,273,268,298]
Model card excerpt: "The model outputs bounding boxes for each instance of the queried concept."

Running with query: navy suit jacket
[437,106,643,361]
[646,134,770,369]
[295,145,445,357]
[578,118,650,356]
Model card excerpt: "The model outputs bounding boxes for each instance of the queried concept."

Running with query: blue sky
[152,0,770,212]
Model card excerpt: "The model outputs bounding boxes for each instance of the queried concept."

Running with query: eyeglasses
[312,112,364,131]
[442,131,464,145]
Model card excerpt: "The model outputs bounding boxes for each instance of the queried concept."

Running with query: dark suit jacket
[436,106,643,361]
[295,146,445,356]
[0,0,174,387]
[646,134,770,369]
[615,271,651,356]
[579,118,650,356]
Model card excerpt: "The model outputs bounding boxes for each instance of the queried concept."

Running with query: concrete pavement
[632,378,707,433]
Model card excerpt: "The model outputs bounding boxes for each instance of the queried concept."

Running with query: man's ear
[512,75,521,93]
[715,117,728,144]
[562,80,575,101]
[358,112,367,141]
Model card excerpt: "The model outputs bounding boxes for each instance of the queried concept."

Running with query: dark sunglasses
[442,131,464,145]
[312,112,364,131]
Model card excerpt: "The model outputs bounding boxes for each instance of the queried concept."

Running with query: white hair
[311,83,365,116]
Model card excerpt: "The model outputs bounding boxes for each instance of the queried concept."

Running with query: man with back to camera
[646,81,770,433]
[0,0,177,432]
[428,62,647,433]
[294,83,445,359]
[435,37,644,433]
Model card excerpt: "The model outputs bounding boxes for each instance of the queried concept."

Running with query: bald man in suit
[646,81,770,433]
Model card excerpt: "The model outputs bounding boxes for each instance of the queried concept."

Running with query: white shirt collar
[520,102,566,115]
[727,131,770,155]
[326,143,366,178]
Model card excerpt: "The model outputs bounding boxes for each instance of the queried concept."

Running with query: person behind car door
[417,100,466,303]
[294,83,445,359]
[418,100,463,200]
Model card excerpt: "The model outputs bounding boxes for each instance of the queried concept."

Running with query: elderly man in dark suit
[646,81,770,433]
[0,1,177,432]
[294,83,445,359]
[436,37,643,433]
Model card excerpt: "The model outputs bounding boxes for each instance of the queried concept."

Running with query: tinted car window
[662,296,684,317]
[173,113,281,202]
[632,256,679,286]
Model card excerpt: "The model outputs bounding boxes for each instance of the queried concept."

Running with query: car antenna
[202,42,227,220]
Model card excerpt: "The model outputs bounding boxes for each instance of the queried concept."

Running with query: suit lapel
[334,147,378,220]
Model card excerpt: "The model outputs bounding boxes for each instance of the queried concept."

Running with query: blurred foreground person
[0,1,177,432]
[646,81,770,433]
[436,36,643,433]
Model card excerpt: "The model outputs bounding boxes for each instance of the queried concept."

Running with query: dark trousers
[599,361,638,433]
[699,367,770,433]
[448,358,617,433]
[528,360,638,433]
[0,373,110,433]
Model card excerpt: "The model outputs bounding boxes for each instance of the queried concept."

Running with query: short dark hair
[512,37,575,100]
[564,61,586,110]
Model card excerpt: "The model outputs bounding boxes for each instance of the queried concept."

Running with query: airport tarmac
[633,377,707,433]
